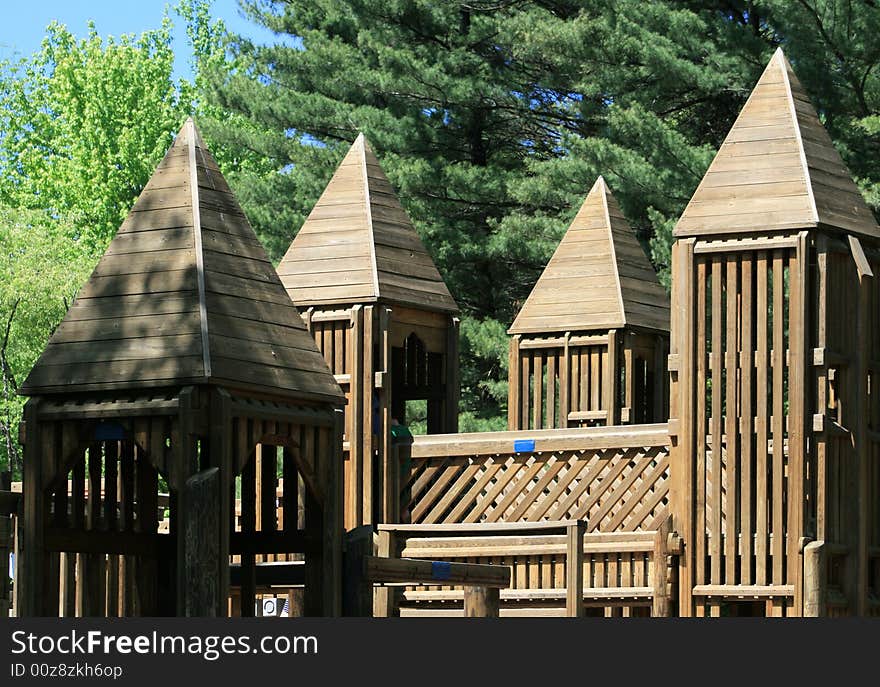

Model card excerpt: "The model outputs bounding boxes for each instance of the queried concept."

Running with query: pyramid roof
[675,48,879,239]
[22,119,344,403]
[510,177,669,335]
[277,134,458,314]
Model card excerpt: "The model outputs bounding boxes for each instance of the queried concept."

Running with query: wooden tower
[277,134,460,528]
[17,119,346,617]
[508,177,670,430]
[669,48,880,617]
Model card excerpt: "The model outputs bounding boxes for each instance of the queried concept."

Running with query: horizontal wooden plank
[379,520,584,535]
[409,423,669,458]
[364,556,511,587]
[691,585,795,598]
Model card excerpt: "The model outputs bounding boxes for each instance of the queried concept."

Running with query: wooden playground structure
[1,49,878,618]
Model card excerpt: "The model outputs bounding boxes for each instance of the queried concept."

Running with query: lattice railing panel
[402,428,670,532]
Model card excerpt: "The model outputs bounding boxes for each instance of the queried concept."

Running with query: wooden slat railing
[401,423,671,531]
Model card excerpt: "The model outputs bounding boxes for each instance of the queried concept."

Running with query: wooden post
[464,586,500,617]
[323,409,345,616]
[209,389,232,615]
[566,520,585,617]
[174,386,199,615]
[373,529,397,617]
[343,525,375,617]
[605,329,619,425]
[19,399,46,616]
[348,306,364,529]
[380,306,394,522]
[184,468,221,616]
[854,251,870,616]
[671,239,696,616]
[803,540,826,617]
[362,305,375,526]
[652,516,672,617]
[508,335,521,430]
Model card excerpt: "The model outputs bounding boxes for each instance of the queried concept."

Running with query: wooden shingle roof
[509,177,669,335]
[277,134,458,314]
[21,119,344,403]
[675,48,880,239]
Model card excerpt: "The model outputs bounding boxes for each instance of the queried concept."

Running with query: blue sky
[0,0,281,81]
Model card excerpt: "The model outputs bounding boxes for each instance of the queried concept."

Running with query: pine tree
[205,0,878,428]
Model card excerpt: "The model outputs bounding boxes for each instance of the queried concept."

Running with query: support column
[362,305,375,526]
[508,335,521,430]
[348,305,364,529]
[380,307,394,523]
[19,398,46,616]
[671,239,696,617]
[174,386,200,616]
[208,388,232,615]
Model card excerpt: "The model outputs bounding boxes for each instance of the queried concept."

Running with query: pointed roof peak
[22,120,344,402]
[509,178,669,335]
[675,48,879,239]
[277,136,458,314]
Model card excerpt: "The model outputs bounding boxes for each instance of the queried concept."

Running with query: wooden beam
[363,556,510,587]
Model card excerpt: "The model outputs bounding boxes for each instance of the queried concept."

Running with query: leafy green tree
[0,206,89,477]
[0,19,188,254]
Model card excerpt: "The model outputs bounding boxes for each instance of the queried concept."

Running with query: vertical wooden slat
[740,255,754,585]
[240,445,256,617]
[695,258,708,588]
[590,346,601,414]
[771,252,785,586]
[755,251,769,586]
[381,307,396,521]
[570,348,580,417]
[606,330,619,425]
[560,333,571,425]
[547,350,557,428]
[725,257,739,585]
[532,352,544,430]
[624,334,634,422]
[521,350,531,429]
[789,234,808,615]
[710,257,723,586]
[348,305,364,529]
[362,305,375,526]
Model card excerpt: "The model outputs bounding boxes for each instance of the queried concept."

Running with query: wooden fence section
[375,520,678,617]
[400,424,670,530]
[508,332,667,431]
